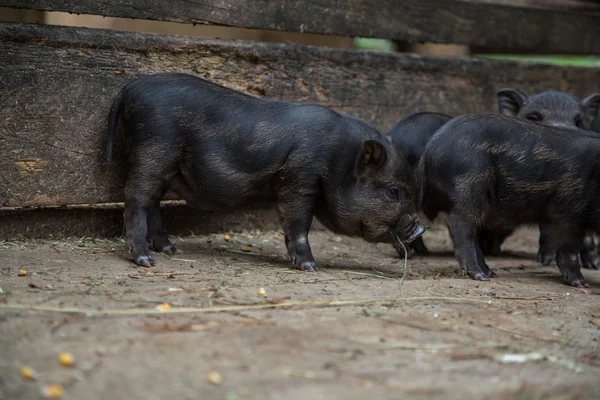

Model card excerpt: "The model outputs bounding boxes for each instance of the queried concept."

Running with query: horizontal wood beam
[1,0,600,54]
[0,205,283,239]
[1,22,600,209]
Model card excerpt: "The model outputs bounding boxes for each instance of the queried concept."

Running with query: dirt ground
[1,224,599,400]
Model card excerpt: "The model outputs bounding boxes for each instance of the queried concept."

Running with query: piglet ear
[355,139,387,178]
[497,88,528,117]
[580,93,600,130]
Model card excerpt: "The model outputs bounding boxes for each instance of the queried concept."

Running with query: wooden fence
[1,1,599,238]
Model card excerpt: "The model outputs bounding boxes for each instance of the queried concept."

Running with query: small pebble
[41,384,64,398]
[207,371,223,385]
[58,352,75,367]
[257,288,267,297]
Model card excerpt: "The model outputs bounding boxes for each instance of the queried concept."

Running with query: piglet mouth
[393,218,426,246]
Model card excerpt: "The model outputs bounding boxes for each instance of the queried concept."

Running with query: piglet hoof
[135,255,155,267]
[158,244,177,256]
[151,238,177,255]
[467,271,489,281]
[536,251,554,266]
[297,261,317,272]
[486,270,498,278]
[290,254,317,271]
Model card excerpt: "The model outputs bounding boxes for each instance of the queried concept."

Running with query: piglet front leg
[278,195,317,272]
[557,251,588,288]
[446,214,496,281]
[544,226,588,287]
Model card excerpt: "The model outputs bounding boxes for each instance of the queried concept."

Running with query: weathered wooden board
[0,206,282,239]
[2,0,600,54]
[1,22,600,209]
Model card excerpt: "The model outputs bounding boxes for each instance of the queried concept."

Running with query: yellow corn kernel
[41,384,64,398]
[20,366,36,380]
[206,371,222,385]
[58,352,74,367]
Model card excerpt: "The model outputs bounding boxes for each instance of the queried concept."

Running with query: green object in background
[352,38,600,69]
[354,38,396,52]
[475,54,600,68]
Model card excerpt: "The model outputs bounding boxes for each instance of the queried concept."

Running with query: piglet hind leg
[475,244,497,278]
[536,228,555,265]
[446,214,492,281]
[124,200,155,267]
[147,199,177,256]
[479,227,512,257]
[278,196,317,272]
[124,167,175,267]
[580,235,600,270]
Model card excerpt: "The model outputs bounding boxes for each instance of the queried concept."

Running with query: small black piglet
[419,114,600,287]
[496,89,600,266]
[387,90,600,265]
[106,72,424,270]
[386,112,451,169]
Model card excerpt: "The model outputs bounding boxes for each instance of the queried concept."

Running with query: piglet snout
[394,215,425,245]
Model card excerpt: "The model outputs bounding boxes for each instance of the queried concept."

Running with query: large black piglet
[106,73,424,270]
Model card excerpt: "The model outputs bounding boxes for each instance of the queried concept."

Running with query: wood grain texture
[2,22,600,209]
[0,206,282,239]
[2,0,600,54]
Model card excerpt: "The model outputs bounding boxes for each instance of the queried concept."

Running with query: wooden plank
[0,206,282,240]
[471,0,600,11]
[1,22,600,209]
[1,0,600,54]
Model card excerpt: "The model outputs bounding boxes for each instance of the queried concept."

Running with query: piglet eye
[526,112,542,122]
[574,115,583,128]
[385,188,399,201]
